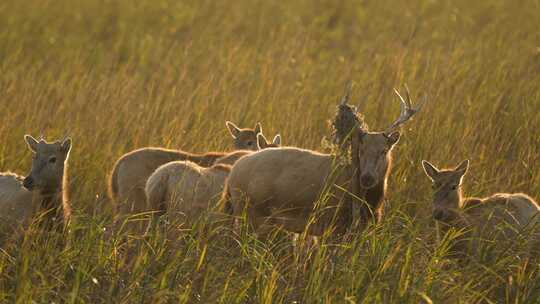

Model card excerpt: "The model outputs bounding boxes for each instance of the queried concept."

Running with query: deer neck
[41,190,62,209]
[349,136,367,193]
[40,165,69,224]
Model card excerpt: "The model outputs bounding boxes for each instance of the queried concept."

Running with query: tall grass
[1,0,540,302]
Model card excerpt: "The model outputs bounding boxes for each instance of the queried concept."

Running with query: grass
[1,0,540,302]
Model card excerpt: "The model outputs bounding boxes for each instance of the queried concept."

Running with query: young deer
[226,121,263,150]
[145,162,231,225]
[23,135,72,227]
[109,121,263,220]
[223,88,422,237]
[0,135,72,233]
[422,159,540,255]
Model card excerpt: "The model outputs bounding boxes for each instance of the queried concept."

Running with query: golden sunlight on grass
[0,0,540,302]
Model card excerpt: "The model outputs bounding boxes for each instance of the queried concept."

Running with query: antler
[385,85,425,133]
[332,82,367,149]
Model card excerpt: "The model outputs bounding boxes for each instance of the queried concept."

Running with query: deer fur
[0,172,38,233]
[109,122,262,218]
[422,159,540,255]
[145,162,231,223]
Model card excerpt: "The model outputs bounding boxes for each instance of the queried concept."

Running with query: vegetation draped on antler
[331,82,366,152]
[331,83,425,152]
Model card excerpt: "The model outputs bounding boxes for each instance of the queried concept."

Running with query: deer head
[23,135,72,195]
[226,121,262,151]
[422,159,469,223]
[351,85,425,189]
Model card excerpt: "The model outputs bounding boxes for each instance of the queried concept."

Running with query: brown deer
[223,88,423,237]
[422,159,540,256]
[109,121,263,220]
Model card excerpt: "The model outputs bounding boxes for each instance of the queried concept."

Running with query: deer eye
[450,184,458,190]
[49,156,57,164]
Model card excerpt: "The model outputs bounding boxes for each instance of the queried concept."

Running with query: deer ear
[272,134,281,146]
[61,137,72,154]
[256,133,268,149]
[226,121,241,139]
[254,122,262,135]
[387,131,400,146]
[455,159,469,177]
[422,160,440,181]
[24,135,39,152]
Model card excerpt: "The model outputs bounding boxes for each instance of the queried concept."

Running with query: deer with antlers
[222,86,424,237]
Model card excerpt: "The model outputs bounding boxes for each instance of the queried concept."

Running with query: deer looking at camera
[422,159,540,256]
[223,87,423,237]
[0,135,72,235]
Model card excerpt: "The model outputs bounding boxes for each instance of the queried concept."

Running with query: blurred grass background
[1,0,540,302]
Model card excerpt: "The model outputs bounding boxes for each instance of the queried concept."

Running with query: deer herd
[1,87,539,260]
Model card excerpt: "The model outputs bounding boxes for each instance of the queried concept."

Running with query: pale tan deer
[145,162,231,225]
[223,88,423,237]
[0,135,72,233]
[0,172,37,233]
[22,135,72,227]
[109,121,262,220]
[422,159,540,256]
[226,121,263,150]
[144,133,282,221]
